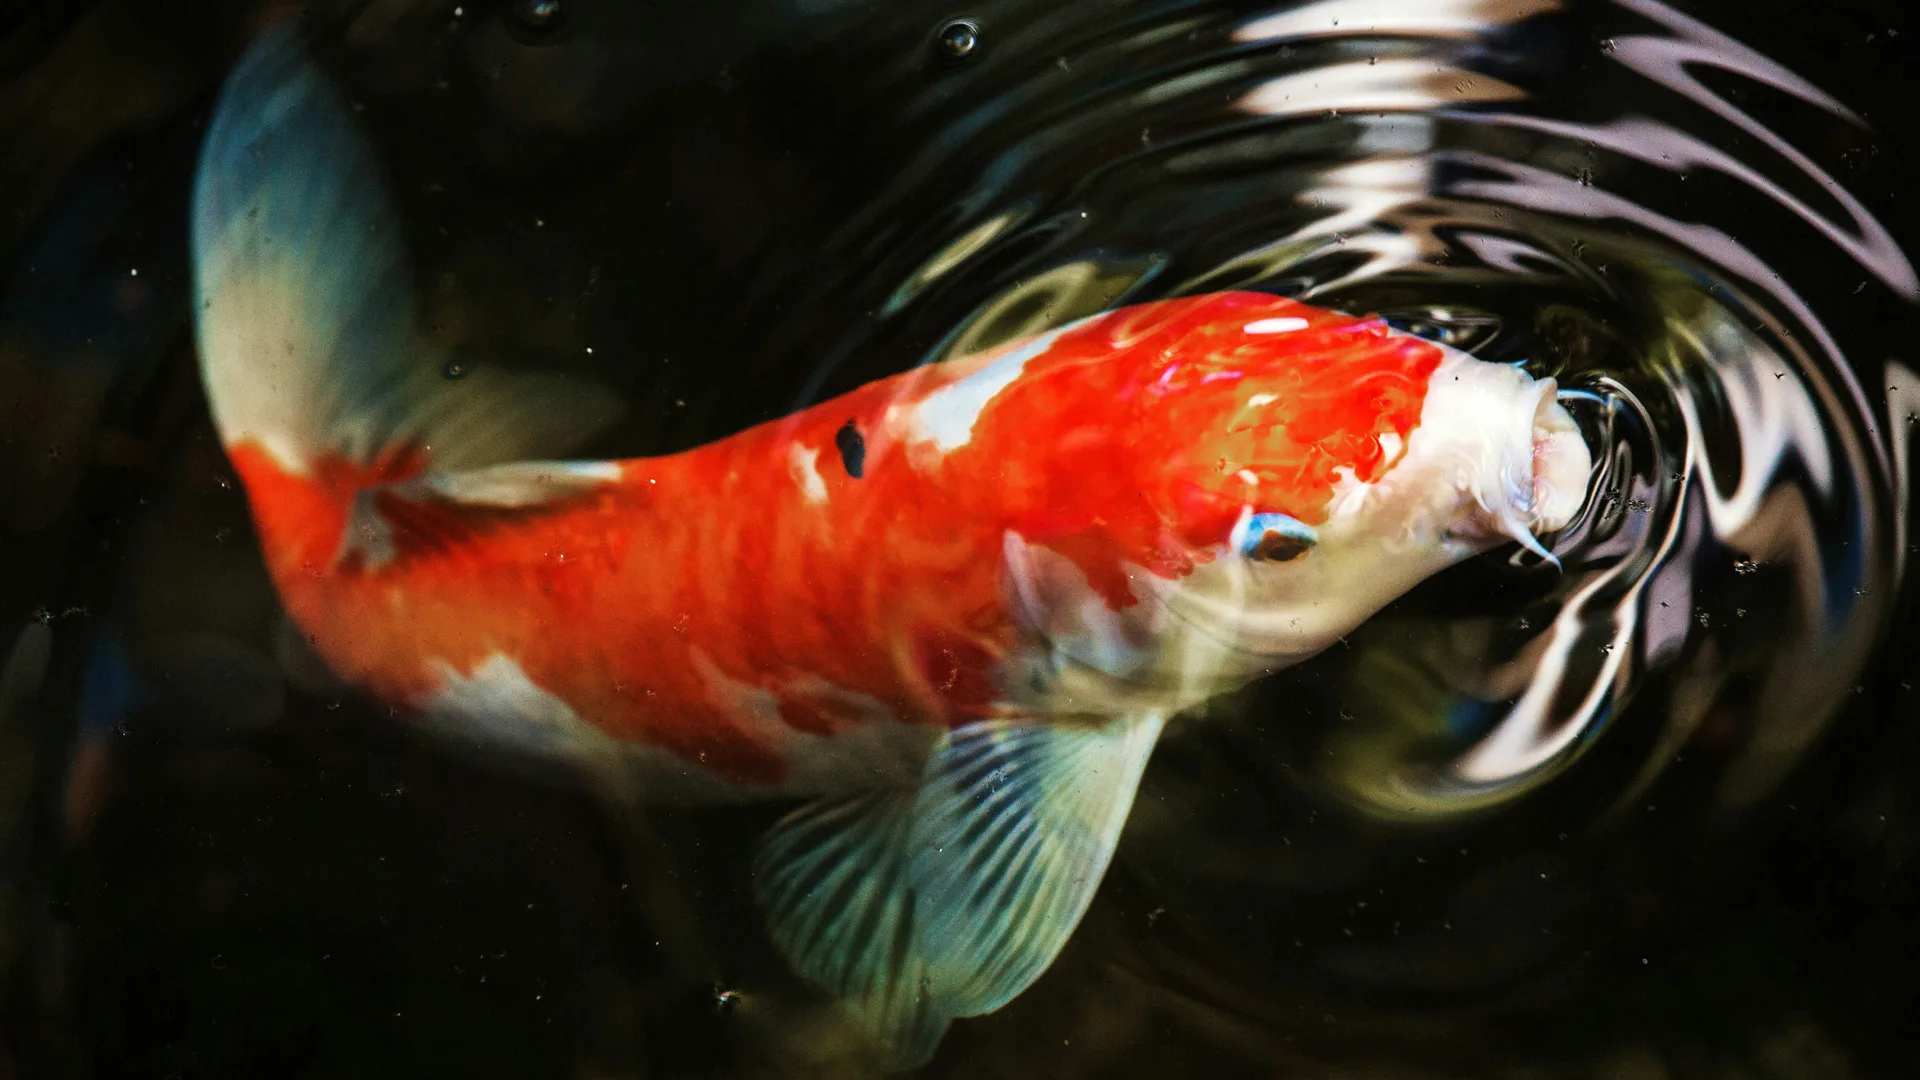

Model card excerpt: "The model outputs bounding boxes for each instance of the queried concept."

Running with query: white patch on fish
[907,327,1068,453]
[423,652,592,756]
[415,652,748,802]
[1323,464,1375,525]
[333,461,624,572]
[415,650,936,802]
[788,443,829,505]
[1377,430,1404,465]
[419,460,623,506]
[1000,532,1167,714]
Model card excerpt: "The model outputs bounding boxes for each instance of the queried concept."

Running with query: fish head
[991,296,1592,704]
[1138,330,1594,677]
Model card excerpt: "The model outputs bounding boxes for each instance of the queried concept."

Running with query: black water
[3,1,1919,1076]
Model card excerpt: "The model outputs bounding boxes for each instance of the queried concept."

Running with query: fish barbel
[192,29,1592,1066]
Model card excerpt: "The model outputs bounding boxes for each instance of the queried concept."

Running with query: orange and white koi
[192,30,1592,1065]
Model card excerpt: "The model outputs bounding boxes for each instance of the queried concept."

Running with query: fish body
[233,292,1537,797]
[193,30,1592,1066]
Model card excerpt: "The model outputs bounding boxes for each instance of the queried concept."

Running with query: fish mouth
[1527,382,1591,534]
[1489,379,1592,561]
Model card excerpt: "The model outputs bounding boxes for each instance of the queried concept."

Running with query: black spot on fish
[835,420,866,479]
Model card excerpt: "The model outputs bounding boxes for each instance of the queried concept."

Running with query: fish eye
[1237,511,1317,562]
[1248,531,1312,562]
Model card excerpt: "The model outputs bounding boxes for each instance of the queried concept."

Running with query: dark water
[4,0,1919,1076]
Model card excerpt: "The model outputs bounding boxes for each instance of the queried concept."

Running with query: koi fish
[192,30,1592,1066]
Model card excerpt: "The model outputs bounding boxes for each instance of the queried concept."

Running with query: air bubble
[505,0,567,42]
[516,0,562,27]
[938,20,980,59]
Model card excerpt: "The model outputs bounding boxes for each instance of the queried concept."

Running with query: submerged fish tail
[191,27,618,552]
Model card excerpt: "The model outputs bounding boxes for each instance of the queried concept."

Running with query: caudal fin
[191,27,618,479]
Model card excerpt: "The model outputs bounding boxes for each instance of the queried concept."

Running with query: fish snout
[1525,382,1591,536]
[1424,359,1594,563]
[1471,377,1592,560]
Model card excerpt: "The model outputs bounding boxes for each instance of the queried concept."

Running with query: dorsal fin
[191,27,620,479]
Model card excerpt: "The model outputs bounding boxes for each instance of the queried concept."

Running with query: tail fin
[191,28,618,479]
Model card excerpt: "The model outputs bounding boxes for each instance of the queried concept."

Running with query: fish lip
[1470,377,1593,564]
[1525,382,1592,536]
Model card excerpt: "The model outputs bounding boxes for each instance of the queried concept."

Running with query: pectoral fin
[751,713,1165,1067]
[752,790,945,1068]
[908,713,1164,1016]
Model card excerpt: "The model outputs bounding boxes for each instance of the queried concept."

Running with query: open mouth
[1527,382,1592,536]
[1474,378,1594,563]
